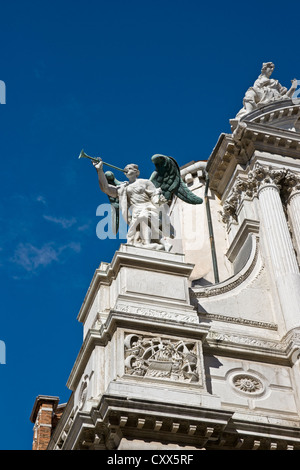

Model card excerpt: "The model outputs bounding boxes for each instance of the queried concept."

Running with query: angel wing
[149,154,203,204]
[104,171,122,234]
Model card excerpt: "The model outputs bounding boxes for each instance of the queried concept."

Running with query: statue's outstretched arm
[286,79,298,98]
[93,161,118,198]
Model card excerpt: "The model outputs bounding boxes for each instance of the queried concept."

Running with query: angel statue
[89,153,203,252]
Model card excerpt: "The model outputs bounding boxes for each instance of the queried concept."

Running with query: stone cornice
[238,121,300,158]
[201,313,276,330]
[230,99,300,130]
[240,99,300,126]
[56,394,300,450]
[206,133,237,196]
[206,327,300,366]
[79,395,233,450]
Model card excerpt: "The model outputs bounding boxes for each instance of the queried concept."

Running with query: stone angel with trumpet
[79,150,203,252]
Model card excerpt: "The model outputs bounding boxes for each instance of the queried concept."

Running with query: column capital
[248,163,286,194]
[221,163,285,226]
[284,170,300,203]
[221,164,300,227]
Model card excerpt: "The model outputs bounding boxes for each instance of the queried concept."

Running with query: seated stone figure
[236,62,297,119]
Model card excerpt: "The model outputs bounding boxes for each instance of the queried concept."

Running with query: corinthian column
[249,164,300,332]
[286,172,300,262]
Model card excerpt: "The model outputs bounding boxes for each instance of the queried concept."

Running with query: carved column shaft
[222,163,300,331]
[258,184,299,277]
[287,189,300,261]
[257,176,300,332]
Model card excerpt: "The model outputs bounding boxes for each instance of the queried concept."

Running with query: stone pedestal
[77,245,199,335]
[60,245,224,450]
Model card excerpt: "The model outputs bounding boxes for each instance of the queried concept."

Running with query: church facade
[30,64,300,450]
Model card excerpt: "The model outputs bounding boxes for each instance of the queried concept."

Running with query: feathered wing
[150,154,181,201]
[150,154,203,204]
[105,171,122,234]
[176,179,204,204]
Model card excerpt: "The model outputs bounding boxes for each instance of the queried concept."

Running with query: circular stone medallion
[229,372,265,397]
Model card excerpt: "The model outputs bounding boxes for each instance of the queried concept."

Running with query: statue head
[261,62,275,77]
[124,163,140,181]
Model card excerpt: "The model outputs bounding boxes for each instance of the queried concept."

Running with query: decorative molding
[200,313,277,330]
[207,330,285,352]
[207,327,300,360]
[115,303,199,325]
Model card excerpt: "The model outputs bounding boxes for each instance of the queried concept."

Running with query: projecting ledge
[110,244,194,276]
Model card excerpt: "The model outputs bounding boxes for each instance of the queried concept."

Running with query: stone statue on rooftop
[236,62,298,119]
[92,154,203,251]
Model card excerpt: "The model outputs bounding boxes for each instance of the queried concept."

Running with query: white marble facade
[46,74,300,450]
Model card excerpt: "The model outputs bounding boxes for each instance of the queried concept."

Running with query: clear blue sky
[0,0,299,450]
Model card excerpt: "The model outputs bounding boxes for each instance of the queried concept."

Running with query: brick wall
[30,396,60,450]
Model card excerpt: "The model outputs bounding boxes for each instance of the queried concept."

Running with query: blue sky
[0,0,300,450]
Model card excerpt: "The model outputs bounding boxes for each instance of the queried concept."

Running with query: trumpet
[78,149,126,173]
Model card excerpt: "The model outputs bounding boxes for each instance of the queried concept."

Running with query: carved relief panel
[123,332,204,387]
